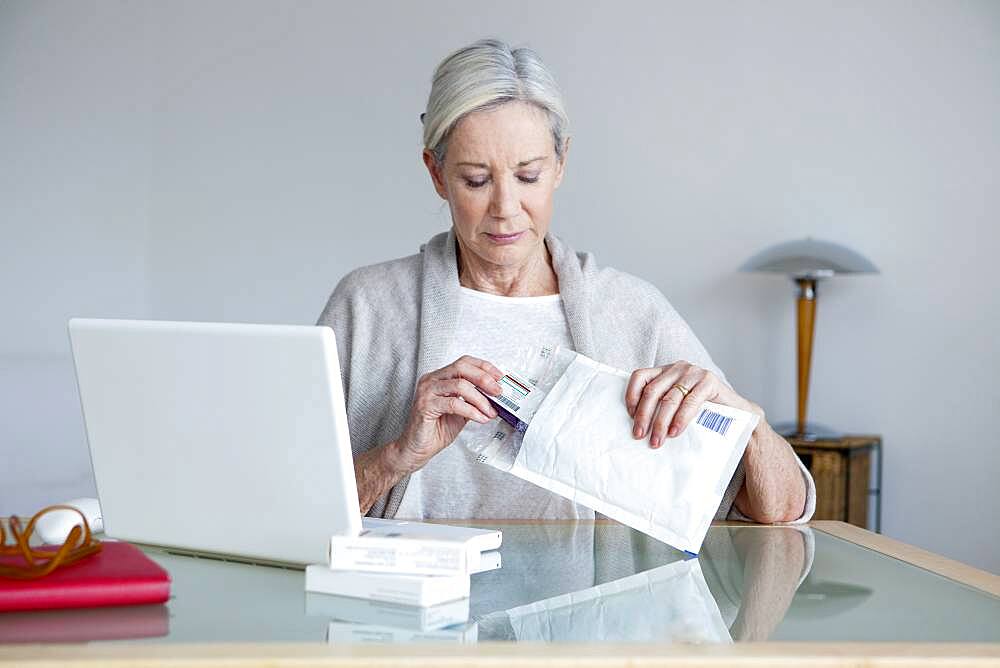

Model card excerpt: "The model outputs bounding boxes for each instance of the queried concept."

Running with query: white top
[395,287,593,520]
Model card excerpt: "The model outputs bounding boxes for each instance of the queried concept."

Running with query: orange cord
[0,505,103,580]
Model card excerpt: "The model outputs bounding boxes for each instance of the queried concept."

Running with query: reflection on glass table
[475,557,730,643]
[0,604,169,644]
[1,523,997,645]
[468,522,809,642]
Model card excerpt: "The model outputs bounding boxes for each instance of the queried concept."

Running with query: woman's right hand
[391,355,504,475]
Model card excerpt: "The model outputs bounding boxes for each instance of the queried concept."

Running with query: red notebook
[0,541,171,613]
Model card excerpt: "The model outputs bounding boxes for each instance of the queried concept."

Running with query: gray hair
[422,38,570,165]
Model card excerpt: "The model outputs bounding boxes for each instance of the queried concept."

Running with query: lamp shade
[739,238,879,279]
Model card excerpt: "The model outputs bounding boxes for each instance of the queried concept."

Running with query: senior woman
[319,39,815,525]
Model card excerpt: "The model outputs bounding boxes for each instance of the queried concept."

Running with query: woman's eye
[465,178,488,188]
[518,174,540,184]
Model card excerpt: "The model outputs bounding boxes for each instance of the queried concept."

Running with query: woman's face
[423,101,567,270]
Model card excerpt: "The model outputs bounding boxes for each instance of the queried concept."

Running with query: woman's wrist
[745,408,775,463]
[383,438,418,477]
[747,402,767,439]
[355,440,411,514]
[747,400,766,422]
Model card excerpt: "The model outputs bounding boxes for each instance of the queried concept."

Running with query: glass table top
[2,522,998,645]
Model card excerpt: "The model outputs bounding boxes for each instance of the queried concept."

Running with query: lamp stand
[775,277,840,441]
[795,278,817,437]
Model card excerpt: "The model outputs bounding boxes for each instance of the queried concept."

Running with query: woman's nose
[488,176,520,219]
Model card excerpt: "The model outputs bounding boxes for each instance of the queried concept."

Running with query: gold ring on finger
[671,383,691,397]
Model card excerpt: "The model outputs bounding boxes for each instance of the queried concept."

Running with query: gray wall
[2,1,998,572]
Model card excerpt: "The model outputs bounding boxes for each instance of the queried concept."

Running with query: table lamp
[739,238,878,440]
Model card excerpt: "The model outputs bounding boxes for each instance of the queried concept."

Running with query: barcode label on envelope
[696,409,733,437]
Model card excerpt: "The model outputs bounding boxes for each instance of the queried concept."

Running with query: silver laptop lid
[68,318,362,566]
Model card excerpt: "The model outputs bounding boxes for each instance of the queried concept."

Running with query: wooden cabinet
[788,435,882,531]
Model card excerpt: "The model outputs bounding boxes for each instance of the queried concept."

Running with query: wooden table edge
[810,520,1000,597]
[1,641,999,667]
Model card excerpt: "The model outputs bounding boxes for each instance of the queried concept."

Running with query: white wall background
[2,1,998,572]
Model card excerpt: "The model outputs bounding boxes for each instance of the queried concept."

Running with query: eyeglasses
[0,505,103,580]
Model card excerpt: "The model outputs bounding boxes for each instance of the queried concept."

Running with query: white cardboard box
[329,521,502,576]
[305,565,470,607]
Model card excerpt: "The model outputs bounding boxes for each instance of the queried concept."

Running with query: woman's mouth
[485,231,525,245]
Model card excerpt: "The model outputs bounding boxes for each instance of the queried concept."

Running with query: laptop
[68,318,499,567]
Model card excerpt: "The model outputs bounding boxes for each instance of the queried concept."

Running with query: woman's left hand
[625,361,764,448]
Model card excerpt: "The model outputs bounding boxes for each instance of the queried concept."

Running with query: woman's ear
[553,137,571,189]
[422,149,449,200]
